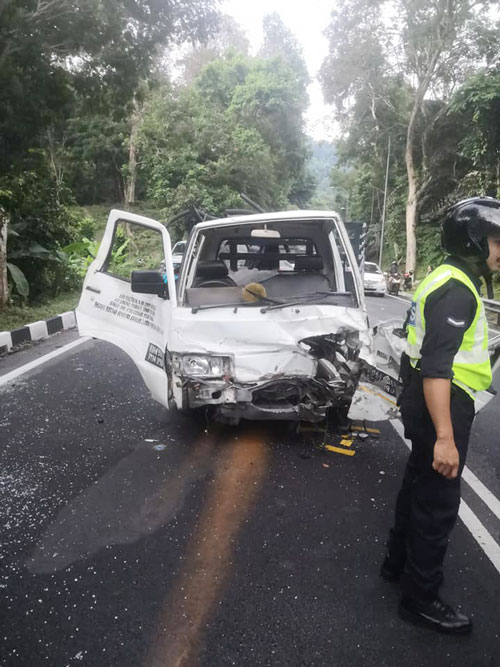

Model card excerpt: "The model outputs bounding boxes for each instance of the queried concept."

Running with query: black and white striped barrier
[0,310,76,355]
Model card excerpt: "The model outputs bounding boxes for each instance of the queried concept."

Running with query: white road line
[386,294,411,304]
[462,467,500,523]
[390,419,500,522]
[0,337,89,388]
[390,418,500,575]
[388,418,411,448]
[457,501,500,576]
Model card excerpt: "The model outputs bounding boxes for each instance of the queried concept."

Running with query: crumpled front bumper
[172,330,365,422]
[168,304,380,423]
[180,375,334,422]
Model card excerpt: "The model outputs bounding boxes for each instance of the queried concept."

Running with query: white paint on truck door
[76,209,174,408]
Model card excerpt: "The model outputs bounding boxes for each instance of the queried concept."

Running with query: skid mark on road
[27,434,216,574]
[145,432,269,667]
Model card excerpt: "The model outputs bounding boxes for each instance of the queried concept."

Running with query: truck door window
[102,220,165,281]
[329,226,359,306]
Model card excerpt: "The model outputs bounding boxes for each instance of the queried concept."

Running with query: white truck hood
[170,304,371,382]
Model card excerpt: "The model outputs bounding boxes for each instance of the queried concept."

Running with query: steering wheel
[195,278,236,288]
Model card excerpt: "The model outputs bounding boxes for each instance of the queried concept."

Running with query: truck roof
[192,209,342,232]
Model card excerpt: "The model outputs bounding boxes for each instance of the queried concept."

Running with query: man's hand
[433,437,459,479]
[423,378,460,479]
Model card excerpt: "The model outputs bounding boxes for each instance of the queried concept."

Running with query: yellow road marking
[325,444,356,457]
[339,438,353,447]
[358,384,398,406]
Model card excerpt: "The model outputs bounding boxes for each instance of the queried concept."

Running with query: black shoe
[380,556,402,582]
[399,596,472,634]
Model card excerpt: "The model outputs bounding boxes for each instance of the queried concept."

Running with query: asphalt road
[1,294,499,667]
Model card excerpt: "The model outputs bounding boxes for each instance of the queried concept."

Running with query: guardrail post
[483,298,500,329]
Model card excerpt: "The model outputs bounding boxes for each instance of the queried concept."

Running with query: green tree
[258,13,312,204]
[175,15,250,85]
[138,50,315,232]
[0,0,220,306]
[320,0,500,272]
[139,79,283,219]
[258,12,309,93]
[449,69,500,196]
[0,153,78,302]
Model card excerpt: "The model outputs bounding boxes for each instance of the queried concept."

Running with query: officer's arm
[422,378,458,479]
[420,282,476,479]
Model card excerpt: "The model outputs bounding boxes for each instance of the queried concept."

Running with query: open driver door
[76,209,175,408]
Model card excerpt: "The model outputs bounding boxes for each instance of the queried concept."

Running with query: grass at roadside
[0,290,80,331]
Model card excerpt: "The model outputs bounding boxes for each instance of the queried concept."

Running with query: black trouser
[386,369,475,601]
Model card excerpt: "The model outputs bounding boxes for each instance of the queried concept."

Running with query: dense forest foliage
[2,0,500,311]
[320,0,500,272]
[0,2,313,307]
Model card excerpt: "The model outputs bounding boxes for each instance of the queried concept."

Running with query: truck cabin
[179,218,359,310]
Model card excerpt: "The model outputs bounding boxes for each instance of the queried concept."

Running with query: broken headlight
[172,354,233,378]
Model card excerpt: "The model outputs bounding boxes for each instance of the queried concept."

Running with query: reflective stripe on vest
[406,264,491,398]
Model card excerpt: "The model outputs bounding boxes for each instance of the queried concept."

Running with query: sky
[222,0,335,141]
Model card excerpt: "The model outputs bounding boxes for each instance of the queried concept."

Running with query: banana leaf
[7,262,29,297]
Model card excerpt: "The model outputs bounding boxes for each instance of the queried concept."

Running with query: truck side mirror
[131,270,169,299]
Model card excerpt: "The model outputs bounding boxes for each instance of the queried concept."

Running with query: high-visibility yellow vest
[406,264,491,398]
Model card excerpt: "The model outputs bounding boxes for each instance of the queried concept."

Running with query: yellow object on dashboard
[242,282,267,302]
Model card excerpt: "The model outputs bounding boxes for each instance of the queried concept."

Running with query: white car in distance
[363,261,386,297]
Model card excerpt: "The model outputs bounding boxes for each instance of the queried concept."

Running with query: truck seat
[260,255,331,298]
[192,260,236,287]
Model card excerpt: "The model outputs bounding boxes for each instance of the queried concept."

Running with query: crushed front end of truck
[167,307,400,424]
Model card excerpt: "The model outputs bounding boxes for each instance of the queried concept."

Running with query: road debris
[350,425,381,434]
[324,444,356,457]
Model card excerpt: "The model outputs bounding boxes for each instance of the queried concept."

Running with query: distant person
[389,259,399,276]
[403,270,414,290]
[426,264,433,276]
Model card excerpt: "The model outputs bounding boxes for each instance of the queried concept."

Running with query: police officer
[381,197,500,633]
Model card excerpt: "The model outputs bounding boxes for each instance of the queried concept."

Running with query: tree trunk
[0,207,9,309]
[405,169,418,273]
[404,102,420,273]
[401,2,450,273]
[113,167,124,203]
[124,130,138,207]
[496,155,500,198]
[46,126,66,203]
[124,97,142,207]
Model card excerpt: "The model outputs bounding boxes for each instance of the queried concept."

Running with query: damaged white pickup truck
[75,209,411,424]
